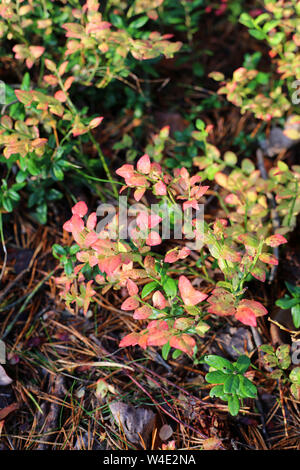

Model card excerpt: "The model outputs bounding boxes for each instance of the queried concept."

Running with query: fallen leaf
[159,424,173,441]
[203,437,222,450]
[110,401,156,446]
[0,366,12,386]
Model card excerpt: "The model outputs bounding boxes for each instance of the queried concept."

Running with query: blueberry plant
[55,153,291,359]
[260,344,300,400]
[0,0,182,222]
[1,0,300,426]
[203,354,257,416]
[210,1,300,123]
[276,283,300,329]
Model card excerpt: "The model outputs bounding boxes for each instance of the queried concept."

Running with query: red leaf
[72,201,88,217]
[83,231,98,247]
[121,296,140,311]
[152,291,166,309]
[87,212,97,230]
[134,188,146,201]
[68,214,84,234]
[126,174,148,187]
[179,276,208,306]
[146,231,162,246]
[147,329,170,347]
[250,266,266,282]
[259,253,278,265]
[119,332,140,348]
[239,299,267,317]
[207,288,236,316]
[137,154,150,174]
[133,305,152,320]
[127,279,139,296]
[195,185,209,199]
[83,280,96,314]
[54,90,67,102]
[170,334,196,356]
[235,299,267,326]
[88,116,103,129]
[235,304,257,326]
[265,234,287,247]
[153,181,167,196]
[136,212,161,230]
[116,164,134,179]
[164,247,190,263]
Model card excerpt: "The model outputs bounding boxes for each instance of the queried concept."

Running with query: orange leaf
[179,275,208,306]
[170,334,195,356]
[121,296,140,311]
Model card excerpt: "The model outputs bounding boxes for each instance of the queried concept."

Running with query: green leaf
[69,244,80,255]
[253,13,271,25]
[276,297,299,309]
[234,355,250,374]
[224,151,237,166]
[241,158,255,174]
[239,376,257,399]
[285,282,300,298]
[2,197,13,212]
[163,276,177,298]
[162,341,171,361]
[46,189,63,201]
[28,159,40,176]
[34,203,47,224]
[260,345,274,354]
[224,375,239,394]
[237,375,250,398]
[263,20,279,33]
[239,12,254,28]
[53,164,64,180]
[110,13,124,28]
[216,281,232,290]
[205,371,227,384]
[53,244,66,257]
[141,281,159,299]
[8,189,20,201]
[64,259,73,276]
[16,171,27,183]
[172,349,183,360]
[276,344,291,369]
[291,304,300,329]
[290,367,300,385]
[210,385,226,399]
[270,369,283,379]
[21,72,31,91]
[249,29,265,40]
[268,32,284,46]
[129,15,148,29]
[203,355,234,373]
[196,119,205,131]
[228,394,240,416]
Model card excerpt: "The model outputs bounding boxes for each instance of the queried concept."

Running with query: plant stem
[88,131,119,199]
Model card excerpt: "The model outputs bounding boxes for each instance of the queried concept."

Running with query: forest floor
[0,5,299,450]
